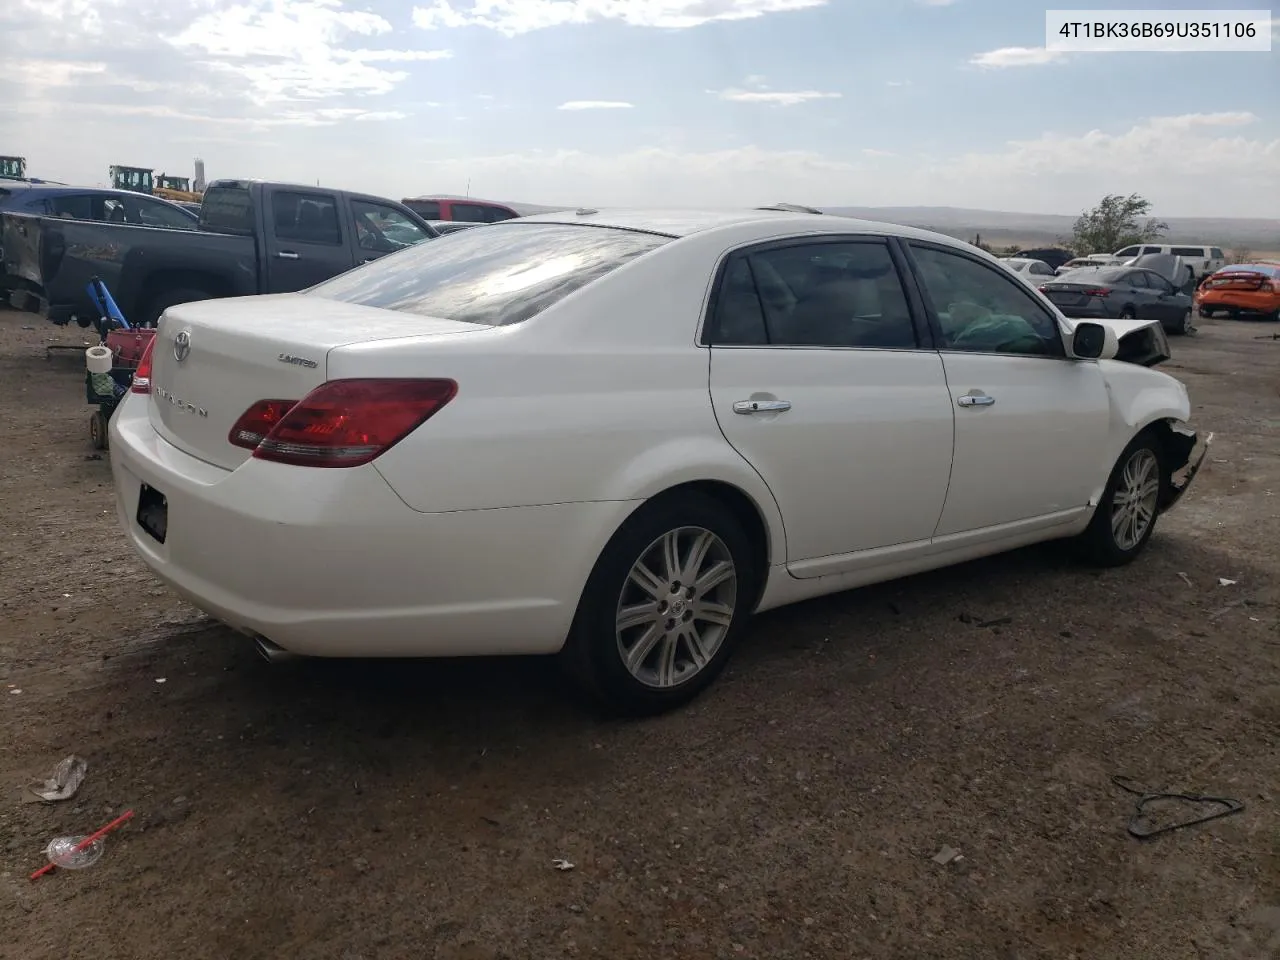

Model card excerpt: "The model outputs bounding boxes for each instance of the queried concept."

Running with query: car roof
[407,194,515,206]
[508,207,972,246]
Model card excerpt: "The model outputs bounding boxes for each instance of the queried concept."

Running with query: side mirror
[1070,321,1119,360]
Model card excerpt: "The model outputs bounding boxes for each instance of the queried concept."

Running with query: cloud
[170,0,452,101]
[885,80,910,87]
[970,46,1067,68]
[557,100,634,110]
[861,148,895,157]
[410,0,828,37]
[713,87,842,105]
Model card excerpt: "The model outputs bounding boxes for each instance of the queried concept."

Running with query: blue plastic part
[85,278,130,329]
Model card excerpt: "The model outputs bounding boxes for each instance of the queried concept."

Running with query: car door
[1122,269,1161,319]
[1143,270,1189,324]
[705,236,955,578]
[901,241,1112,540]
[349,198,434,264]
[263,189,353,292]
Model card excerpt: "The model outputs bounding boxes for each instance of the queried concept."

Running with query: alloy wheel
[1111,448,1160,551]
[615,526,738,689]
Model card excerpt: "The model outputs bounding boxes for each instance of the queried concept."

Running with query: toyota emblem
[173,330,191,362]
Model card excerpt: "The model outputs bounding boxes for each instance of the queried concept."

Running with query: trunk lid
[148,293,486,470]
[1040,281,1106,307]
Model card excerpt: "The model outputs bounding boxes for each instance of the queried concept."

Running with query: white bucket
[85,345,113,374]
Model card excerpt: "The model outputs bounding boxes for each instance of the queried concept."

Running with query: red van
[401,195,519,223]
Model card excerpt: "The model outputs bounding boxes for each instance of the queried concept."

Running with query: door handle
[275,251,300,260]
[957,393,995,408]
[733,399,792,415]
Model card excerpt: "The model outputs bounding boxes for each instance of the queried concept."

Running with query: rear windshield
[199,183,254,235]
[308,222,672,326]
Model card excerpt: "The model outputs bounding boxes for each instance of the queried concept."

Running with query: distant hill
[494,200,1279,253]
[821,205,1280,252]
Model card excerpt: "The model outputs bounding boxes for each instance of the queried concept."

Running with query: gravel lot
[2,306,1279,959]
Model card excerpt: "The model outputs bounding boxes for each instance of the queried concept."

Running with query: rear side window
[308,223,670,326]
[404,199,441,219]
[271,192,342,246]
[1115,246,1141,257]
[200,184,255,234]
[48,194,94,219]
[706,240,917,349]
[1171,246,1204,257]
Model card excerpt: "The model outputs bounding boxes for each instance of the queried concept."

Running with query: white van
[1112,244,1225,278]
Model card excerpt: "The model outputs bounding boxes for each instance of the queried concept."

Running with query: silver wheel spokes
[616,526,738,689]
[1111,448,1160,550]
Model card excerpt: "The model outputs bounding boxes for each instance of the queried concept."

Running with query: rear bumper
[1198,291,1280,317]
[107,395,632,658]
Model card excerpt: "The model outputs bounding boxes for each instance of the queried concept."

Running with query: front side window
[1115,246,1141,258]
[308,222,670,326]
[351,199,431,252]
[909,244,1065,357]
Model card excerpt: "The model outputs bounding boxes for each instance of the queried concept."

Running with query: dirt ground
[2,306,1278,960]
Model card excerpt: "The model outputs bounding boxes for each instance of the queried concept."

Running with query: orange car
[1196,261,1280,321]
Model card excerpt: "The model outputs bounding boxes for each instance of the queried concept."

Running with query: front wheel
[1173,308,1193,335]
[560,492,757,716]
[1076,434,1165,567]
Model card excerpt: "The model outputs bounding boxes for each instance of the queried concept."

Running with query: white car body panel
[108,207,1203,662]
[708,346,954,575]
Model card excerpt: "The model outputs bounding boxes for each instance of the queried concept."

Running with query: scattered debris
[1111,775,1244,840]
[1219,578,1238,587]
[30,810,134,881]
[9,688,21,695]
[154,678,167,684]
[552,858,575,871]
[1177,572,1194,588]
[931,846,962,865]
[977,616,1012,629]
[24,755,88,804]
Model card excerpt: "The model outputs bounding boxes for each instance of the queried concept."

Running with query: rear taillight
[1083,288,1110,298]
[237,379,457,468]
[228,400,300,450]
[130,337,157,394]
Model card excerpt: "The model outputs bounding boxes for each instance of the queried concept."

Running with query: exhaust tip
[253,634,299,664]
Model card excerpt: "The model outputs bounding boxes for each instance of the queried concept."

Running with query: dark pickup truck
[1,179,439,327]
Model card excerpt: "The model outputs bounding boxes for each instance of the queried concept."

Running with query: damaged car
[108,209,1208,715]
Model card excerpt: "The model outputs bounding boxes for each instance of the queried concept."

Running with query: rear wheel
[143,287,214,327]
[1076,433,1165,567]
[1173,308,1192,335]
[560,492,757,716]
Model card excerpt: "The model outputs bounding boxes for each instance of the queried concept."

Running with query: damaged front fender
[1158,421,1212,512]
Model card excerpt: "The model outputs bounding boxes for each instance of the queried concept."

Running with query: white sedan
[109,208,1208,715]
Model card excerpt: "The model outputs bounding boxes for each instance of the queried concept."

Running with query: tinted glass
[405,199,441,219]
[1126,271,1148,287]
[272,192,341,245]
[708,257,768,345]
[48,194,94,219]
[451,203,494,223]
[1171,246,1203,257]
[910,245,1064,357]
[351,199,430,252]
[200,184,254,234]
[130,197,197,230]
[1115,246,1140,257]
[1092,268,1129,282]
[308,223,670,326]
[1211,248,1224,259]
[745,241,917,348]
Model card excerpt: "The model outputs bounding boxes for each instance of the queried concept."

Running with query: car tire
[1197,306,1212,318]
[1173,308,1192,335]
[143,287,214,328]
[559,491,758,717]
[1075,431,1166,568]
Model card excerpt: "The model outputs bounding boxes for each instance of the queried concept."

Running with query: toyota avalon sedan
[109,208,1208,715]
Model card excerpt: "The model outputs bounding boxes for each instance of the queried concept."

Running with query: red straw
[29,809,135,881]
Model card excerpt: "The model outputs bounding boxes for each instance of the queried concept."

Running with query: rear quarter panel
[327,231,788,559]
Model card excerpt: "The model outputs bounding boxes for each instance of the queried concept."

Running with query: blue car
[0,182,198,230]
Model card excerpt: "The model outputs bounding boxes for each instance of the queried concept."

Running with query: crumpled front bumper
[1160,422,1212,511]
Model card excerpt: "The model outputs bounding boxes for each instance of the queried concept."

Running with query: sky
[1,0,1277,217]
